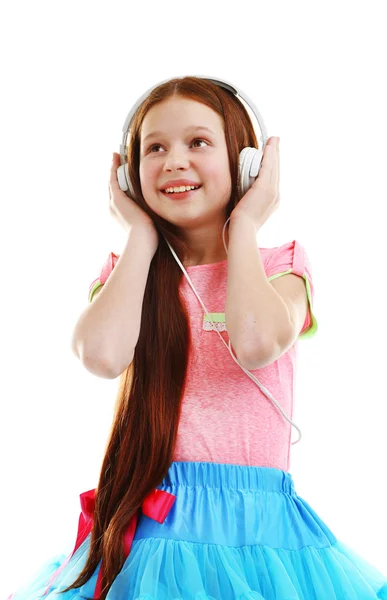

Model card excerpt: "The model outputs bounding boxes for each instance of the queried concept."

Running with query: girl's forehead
[141,97,224,139]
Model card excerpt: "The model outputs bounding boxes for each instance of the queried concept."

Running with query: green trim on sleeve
[299,275,318,339]
[267,268,293,282]
[268,269,318,340]
[88,281,103,304]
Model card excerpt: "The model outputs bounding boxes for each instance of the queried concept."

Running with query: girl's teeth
[165,185,199,193]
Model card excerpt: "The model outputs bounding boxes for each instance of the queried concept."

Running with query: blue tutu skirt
[7,461,387,599]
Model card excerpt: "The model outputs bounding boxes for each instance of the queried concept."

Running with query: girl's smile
[160,186,202,200]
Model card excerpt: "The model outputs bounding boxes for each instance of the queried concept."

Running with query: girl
[8,76,387,599]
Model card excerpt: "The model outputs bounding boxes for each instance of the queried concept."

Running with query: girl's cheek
[141,162,157,184]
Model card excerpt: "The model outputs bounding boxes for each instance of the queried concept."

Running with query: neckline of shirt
[184,259,228,271]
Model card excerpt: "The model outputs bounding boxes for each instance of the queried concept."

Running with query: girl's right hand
[109,153,159,252]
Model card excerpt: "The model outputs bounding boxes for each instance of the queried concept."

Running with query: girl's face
[139,96,232,228]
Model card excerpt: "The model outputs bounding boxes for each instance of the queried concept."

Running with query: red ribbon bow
[43,487,176,598]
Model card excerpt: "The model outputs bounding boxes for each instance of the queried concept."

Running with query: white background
[2,0,386,596]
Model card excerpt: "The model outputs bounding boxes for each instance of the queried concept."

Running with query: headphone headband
[119,74,268,160]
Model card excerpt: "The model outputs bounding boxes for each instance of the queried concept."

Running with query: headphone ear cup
[239,147,263,196]
[117,162,136,199]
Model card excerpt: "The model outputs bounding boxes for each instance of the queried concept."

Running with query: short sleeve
[264,240,318,340]
[88,252,120,303]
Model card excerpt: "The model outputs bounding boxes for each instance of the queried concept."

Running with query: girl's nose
[163,148,190,171]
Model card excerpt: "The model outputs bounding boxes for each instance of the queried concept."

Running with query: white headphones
[116,75,268,199]
[115,75,302,446]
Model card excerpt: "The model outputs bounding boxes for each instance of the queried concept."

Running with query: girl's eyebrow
[142,126,216,144]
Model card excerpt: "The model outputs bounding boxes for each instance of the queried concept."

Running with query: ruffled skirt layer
[8,461,387,599]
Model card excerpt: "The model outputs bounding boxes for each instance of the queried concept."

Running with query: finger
[110,154,120,187]
[270,138,279,187]
[258,141,278,186]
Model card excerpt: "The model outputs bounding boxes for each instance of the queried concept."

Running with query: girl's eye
[149,139,208,153]
[191,138,208,148]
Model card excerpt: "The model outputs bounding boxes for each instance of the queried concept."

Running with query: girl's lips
[161,186,202,200]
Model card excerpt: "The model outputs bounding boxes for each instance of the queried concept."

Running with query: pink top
[89,240,317,472]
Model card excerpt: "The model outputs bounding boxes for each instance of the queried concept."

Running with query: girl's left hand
[230,136,280,231]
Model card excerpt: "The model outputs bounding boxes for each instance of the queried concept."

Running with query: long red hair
[62,76,258,599]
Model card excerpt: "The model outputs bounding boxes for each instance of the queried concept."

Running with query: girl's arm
[225,214,293,370]
[71,226,157,379]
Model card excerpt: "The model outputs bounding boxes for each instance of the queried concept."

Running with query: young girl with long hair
[8,75,387,599]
